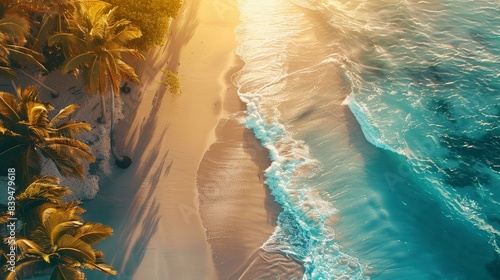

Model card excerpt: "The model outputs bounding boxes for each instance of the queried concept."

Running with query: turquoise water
[235,0,500,279]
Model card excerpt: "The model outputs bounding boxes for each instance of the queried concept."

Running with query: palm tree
[0,86,95,189]
[0,13,46,79]
[2,205,116,279]
[0,177,117,279]
[33,0,79,51]
[49,1,144,168]
[0,5,58,96]
[15,176,70,217]
[0,176,71,230]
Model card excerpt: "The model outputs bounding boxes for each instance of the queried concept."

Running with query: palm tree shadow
[124,85,170,160]
[161,0,202,73]
[115,0,202,161]
[83,1,202,278]
[116,0,201,151]
[129,0,201,86]
[83,144,173,279]
[83,98,173,279]
[119,198,161,278]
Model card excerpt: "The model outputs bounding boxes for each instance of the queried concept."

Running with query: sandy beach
[1,0,497,279]
[82,0,297,279]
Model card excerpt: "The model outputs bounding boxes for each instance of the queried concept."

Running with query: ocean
[234,0,500,279]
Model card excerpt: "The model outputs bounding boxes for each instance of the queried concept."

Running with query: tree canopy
[0,86,95,189]
[103,0,182,50]
[0,177,117,280]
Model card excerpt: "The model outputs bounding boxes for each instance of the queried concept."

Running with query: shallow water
[235,0,500,279]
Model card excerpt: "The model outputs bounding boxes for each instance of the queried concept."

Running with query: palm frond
[15,238,47,257]
[0,126,20,137]
[0,212,9,224]
[56,234,96,264]
[116,59,140,84]
[50,264,85,280]
[85,54,102,94]
[103,51,120,95]
[18,86,43,105]
[0,92,20,121]
[38,149,84,178]
[7,46,47,72]
[49,104,79,126]
[28,205,82,249]
[8,44,46,61]
[19,146,42,191]
[83,262,117,275]
[47,33,73,47]
[27,104,50,126]
[54,121,91,138]
[48,32,85,56]
[17,177,71,215]
[0,143,25,161]
[0,140,25,173]
[44,137,95,160]
[29,125,53,140]
[74,223,113,245]
[0,15,29,44]
[38,137,95,178]
[34,14,58,52]
[41,205,84,233]
[60,51,95,74]
[109,24,142,48]
[0,66,17,79]
[5,258,53,280]
[51,220,83,245]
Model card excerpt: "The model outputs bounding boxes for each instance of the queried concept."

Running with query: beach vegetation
[49,1,144,168]
[161,69,181,95]
[103,0,182,50]
[0,86,95,190]
[0,13,46,79]
[31,0,89,72]
[0,177,117,279]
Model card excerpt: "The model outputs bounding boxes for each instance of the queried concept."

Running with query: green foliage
[161,69,181,95]
[50,2,144,97]
[0,86,95,189]
[103,0,182,50]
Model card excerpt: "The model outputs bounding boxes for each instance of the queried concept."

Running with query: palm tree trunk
[10,79,17,92]
[98,94,106,123]
[18,70,59,97]
[110,90,131,168]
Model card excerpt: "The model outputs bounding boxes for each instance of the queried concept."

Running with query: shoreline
[79,0,304,278]
[196,55,305,279]
[195,3,305,279]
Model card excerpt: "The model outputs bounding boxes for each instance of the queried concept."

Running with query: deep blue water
[235,0,500,279]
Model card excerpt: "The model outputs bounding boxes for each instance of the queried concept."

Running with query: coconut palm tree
[0,5,57,96]
[49,1,144,168]
[0,176,71,230]
[33,0,79,50]
[0,86,95,189]
[0,13,46,79]
[15,176,70,216]
[1,204,116,279]
[0,177,116,279]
